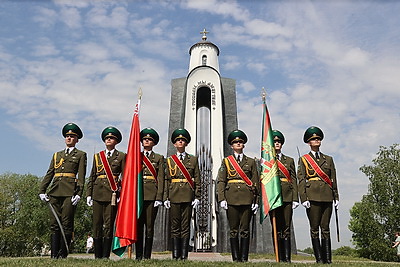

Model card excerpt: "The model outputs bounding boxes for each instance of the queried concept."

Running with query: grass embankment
[0,254,397,266]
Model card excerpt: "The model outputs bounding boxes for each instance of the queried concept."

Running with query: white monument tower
[166,29,238,251]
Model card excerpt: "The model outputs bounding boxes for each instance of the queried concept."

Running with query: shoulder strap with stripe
[277,160,292,183]
[99,151,118,191]
[143,152,158,183]
[170,154,194,189]
[226,155,253,186]
[303,154,332,188]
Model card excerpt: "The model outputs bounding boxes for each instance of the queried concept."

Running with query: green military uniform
[270,130,298,262]
[87,127,125,259]
[39,123,87,259]
[297,126,339,264]
[164,129,200,260]
[136,128,165,260]
[217,130,260,262]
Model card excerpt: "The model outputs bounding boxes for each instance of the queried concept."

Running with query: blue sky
[1,0,399,250]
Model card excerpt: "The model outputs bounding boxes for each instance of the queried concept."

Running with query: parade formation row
[39,123,339,264]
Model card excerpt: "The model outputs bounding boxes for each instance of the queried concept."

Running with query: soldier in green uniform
[135,128,165,260]
[39,123,87,259]
[298,126,339,264]
[163,129,200,260]
[271,130,299,262]
[86,126,125,259]
[217,130,260,262]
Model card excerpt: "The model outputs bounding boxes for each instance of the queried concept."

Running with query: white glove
[292,201,299,209]
[220,200,228,210]
[71,195,81,206]
[154,200,163,207]
[192,199,200,209]
[164,200,171,209]
[302,200,311,209]
[39,193,50,202]
[251,203,259,214]
[334,200,339,208]
[86,196,93,207]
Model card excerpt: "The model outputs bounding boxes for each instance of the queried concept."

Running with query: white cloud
[237,80,256,93]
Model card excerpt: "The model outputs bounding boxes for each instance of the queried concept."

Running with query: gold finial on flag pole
[261,87,267,101]
[138,87,143,99]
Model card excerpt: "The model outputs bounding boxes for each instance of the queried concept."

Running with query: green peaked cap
[227,129,247,144]
[101,126,122,143]
[303,126,324,143]
[171,128,191,144]
[62,123,83,139]
[140,128,159,145]
[272,130,285,144]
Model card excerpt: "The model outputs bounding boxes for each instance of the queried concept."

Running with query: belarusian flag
[259,97,283,223]
[112,96,144,256]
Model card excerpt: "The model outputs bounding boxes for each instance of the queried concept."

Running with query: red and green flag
[259,97,282,223]
[112,97,144,256]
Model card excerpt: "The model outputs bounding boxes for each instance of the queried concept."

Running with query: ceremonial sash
[303,154,332,188]
[99,151,118,205]
[277,160,292,183]
[170,155,194,189]
[226,155,253,186]
[142,152,158,183]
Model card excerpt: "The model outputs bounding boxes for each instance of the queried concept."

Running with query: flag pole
[128,245,132,259]
[261,87,279,262]
[271,210,279,262]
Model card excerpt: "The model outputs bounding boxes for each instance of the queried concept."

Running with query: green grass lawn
[0,255,398,267]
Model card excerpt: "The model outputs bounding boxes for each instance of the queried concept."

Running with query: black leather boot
[50,232,61,259]
[321,238,332,264]
[181,237,190,260]
[60,234,72,258]
[230,237,240,262]
[277,238,284,262]
[240,237,250,262]
[282,238,291,263]
[172,238,181,260]
[102,237,112,259]
[311,238,323,263]
[135,238,144,260]
[143,237,153,259]
[93,238,103,259]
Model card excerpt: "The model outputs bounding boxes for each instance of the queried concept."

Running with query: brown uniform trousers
[217,155,259,262]
[39,148,87,258]
[87,150,125,258]
[298,152,339,264]
[164,154,200,260]
[136,151,165,260]
[269,154,298,262]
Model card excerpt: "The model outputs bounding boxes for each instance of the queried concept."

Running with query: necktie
[236,155,240,162]
[107,151,111,158]
[65,148,69,155]
[145,151,149,158]
[315,152,320,159]
[277,154,280,161]
[179,154,183,161]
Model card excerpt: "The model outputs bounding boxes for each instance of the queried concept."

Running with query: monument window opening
[195,87,213,251]
[202,55,207,66]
